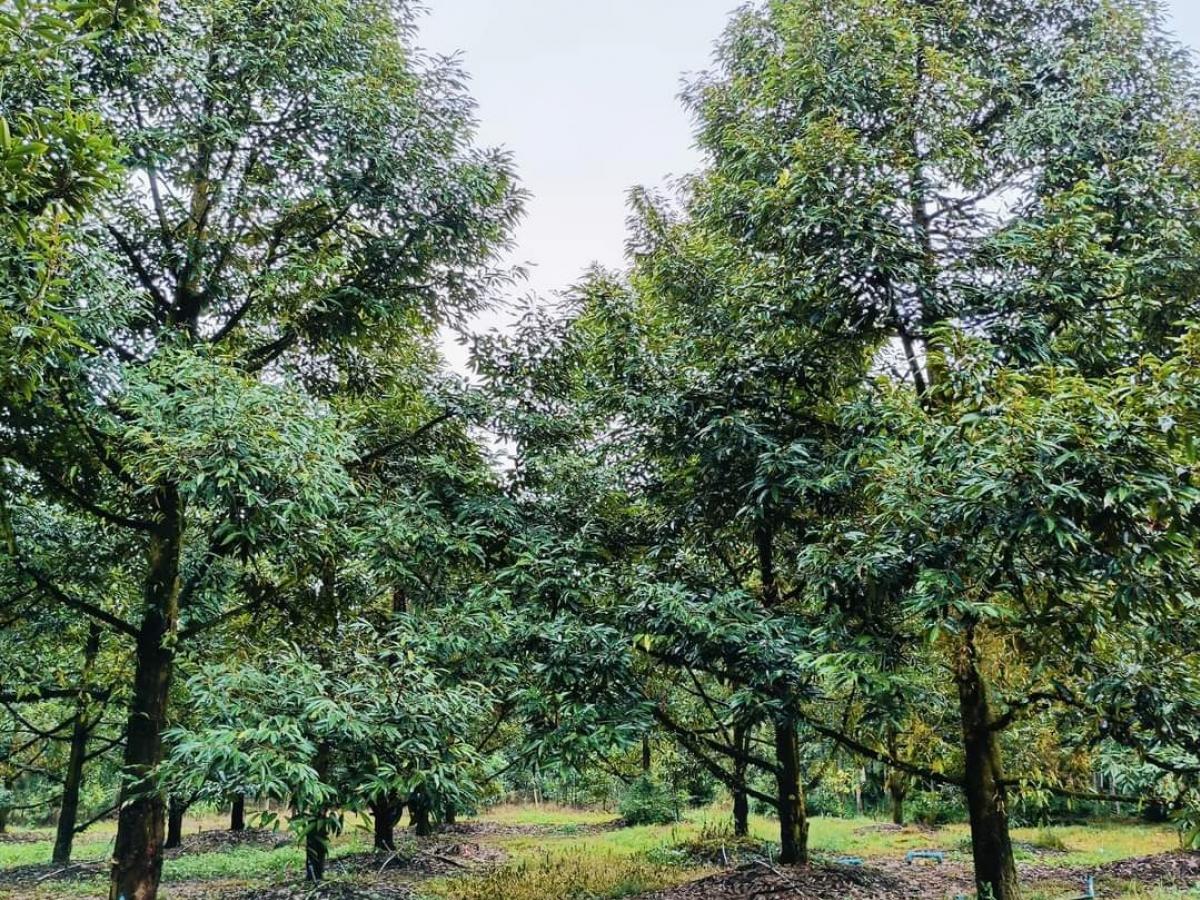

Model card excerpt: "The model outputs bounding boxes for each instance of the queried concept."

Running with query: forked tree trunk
[164,797,184,850]
[229,794,245,832]
[53,624,102,864]
[956,629,1021,900]
[109,487,184,900]
[773,716,809,865]
[732,723,750,837]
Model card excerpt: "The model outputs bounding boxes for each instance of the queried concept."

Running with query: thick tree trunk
[956,630,1021,900]
[53,625,102,864]
[732,724,750,837]
[109,488,183,900]
[409,790,432,837]
[164,797,184,850]
[229,794,245,832]
[371,797,403,851]
[773,717,809,866]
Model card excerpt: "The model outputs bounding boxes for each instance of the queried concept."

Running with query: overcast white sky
[419,1,1200,363]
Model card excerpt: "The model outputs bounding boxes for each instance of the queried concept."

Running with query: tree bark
[53,624,102,864]
[641,734,652,773]
[109,487,183,900]
[409,789,432,836]
[732,724,750,837]
[442,802,457,826]
[371,797,402,851]
[305,829,327,882]
[305,742,332,882]
[956,629,1021,900]
[885,728,908,827]
[164,797,184,850]
[773,716,808,865]
[229,794,245,832]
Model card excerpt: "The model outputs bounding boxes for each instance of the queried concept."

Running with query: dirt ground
[639,851,1200,900]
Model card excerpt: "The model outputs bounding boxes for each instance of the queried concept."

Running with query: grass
[421,848,705,900]
[1,807,1194,899]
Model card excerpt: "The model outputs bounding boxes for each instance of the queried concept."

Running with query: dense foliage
[2,1,1199,899]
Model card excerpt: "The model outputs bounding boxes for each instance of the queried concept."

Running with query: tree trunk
[371,797,402,851]
[109,487,183,900]
[305,829,327,882]
[409,790,432,837]
[229,794,245,832]
[773,716,808,866]
[732,724,750,837]
[53,624,102,864]
[164,797,184,850]
[888,776,906,826]
[642,734,652,773]
[443,802,457,826]
[885,728,907,827]
[305,742,332,882]
[956,629,1021,900]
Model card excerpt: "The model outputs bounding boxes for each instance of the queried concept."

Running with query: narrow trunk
[732,724,749,837]
[229,794,245,832]
[164,798,184,850]
[889,777,906,826]
[109,487,184,900]
[443,803,457,826]
[773,717,808,866]
[53,625,102,864]
[885,728,907,827]
[305,743,332,882]
[641,734,652,773]
[956,630,1021,900]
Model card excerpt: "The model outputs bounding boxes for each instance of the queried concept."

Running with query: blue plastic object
[834,855,864,866]
[1071,876,1096,900]
[905,849,946,864]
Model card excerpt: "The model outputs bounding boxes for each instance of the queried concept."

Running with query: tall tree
[0,0,520,895]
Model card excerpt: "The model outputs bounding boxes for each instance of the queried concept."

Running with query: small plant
[1030,827,1069,852]
[618,776,681,826]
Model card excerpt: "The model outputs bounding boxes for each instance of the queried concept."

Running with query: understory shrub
[619,775,681,825]
[908,787,966,826]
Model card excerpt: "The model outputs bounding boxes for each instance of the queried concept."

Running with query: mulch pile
[640,850,1200,900]
[0,860,106,890]
[330,841,506,879]
[1096,850,1200,885]
[642,861,930,900]
[435,818,625,838]
[0,833,40,844]
[226,883,416,899]
[166,829,295,858]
